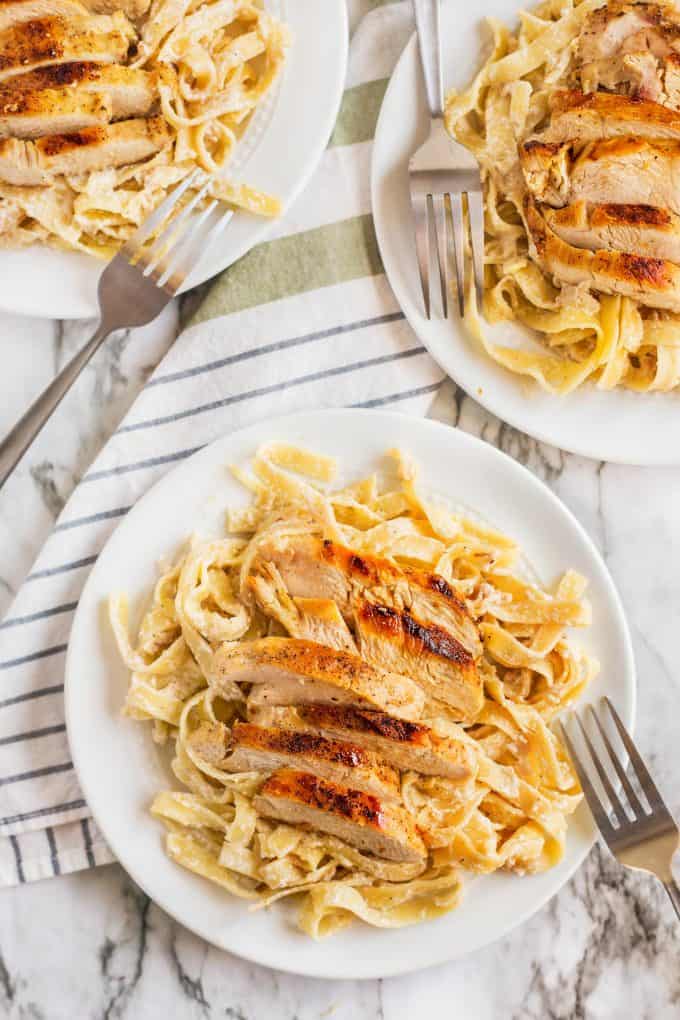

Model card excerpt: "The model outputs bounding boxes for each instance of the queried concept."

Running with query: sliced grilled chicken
[224,722,401,802]
[525,197,680,312]
[248,564,357,653]
[355,594,482,717]
[251,704,476,780]
[519,139,572,207]
[0,116,171,185]
[0,87,111,139]
[10,64,158,119]
[544,201,680,264]
[250,536,479,651]
[212,637,426,721]
[0,0,89,32]
[254,770,427,863]
[571,138,680,216]
[578,2,680,65]
[521,137,680,215]
[249,535,482,718]
[0,14,135,83]
[543,89,680,145]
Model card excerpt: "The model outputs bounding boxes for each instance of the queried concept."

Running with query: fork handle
[413,0,444,117]
[0,322,110,491]
[664,881,680,922]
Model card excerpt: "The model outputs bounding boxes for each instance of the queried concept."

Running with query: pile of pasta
[111,444,598,937]
[0,0,289,256]
[445,0,680,393]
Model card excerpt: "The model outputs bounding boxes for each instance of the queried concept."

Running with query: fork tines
[120,168,233,296]
[408,121,484,321]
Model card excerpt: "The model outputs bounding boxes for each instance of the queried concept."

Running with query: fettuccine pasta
[111,444,597,937]
[445,0,680,393]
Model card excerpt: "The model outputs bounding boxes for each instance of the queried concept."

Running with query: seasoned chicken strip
[212,637,426,721]
[578,2,680,65]
[521,137,680,215]
[248,564,357,653]
[0,0,89,32]
[254,770,427,863]
[544,201,680,264]
[543,89,680,144]
[0,87,111,138]
[0,14,135,83]
[225,722,401,802]
[10,64,158,119]
[251,704,476,780]
[248,535,483,718]
[0,116,171,185]
[525,197,680,312]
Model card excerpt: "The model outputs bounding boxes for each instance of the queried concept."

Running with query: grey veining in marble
[0,309,679,1018]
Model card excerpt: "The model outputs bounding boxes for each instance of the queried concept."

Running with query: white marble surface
[0,305,679,1019]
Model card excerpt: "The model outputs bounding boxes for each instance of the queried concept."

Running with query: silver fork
[559,697,679,921]
[0,169,232,491]
[409,0,484,319]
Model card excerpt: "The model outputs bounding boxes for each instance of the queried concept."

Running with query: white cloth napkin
[0,0,443,885]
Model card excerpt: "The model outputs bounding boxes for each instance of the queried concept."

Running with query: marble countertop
[0,307,679,1020]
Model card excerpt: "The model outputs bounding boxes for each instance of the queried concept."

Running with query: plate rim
[65,408,637,979]
[0,0,348,320]
[371,16,680,466]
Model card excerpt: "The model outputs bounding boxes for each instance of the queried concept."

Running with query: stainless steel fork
[409,0,484,319]
[0,169,232,491]
[559,697,679,921]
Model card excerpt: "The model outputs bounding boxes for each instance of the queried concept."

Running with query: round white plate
[65,410,635,980]
[0,0,347,320]
[371,0,680,465]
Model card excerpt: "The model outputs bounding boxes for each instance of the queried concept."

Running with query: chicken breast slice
[543,89,680,144]
[578,2,680,65]
[250,535,479,651]
[254,770,427,863]
[544,201,680,264]
[0,115,171,185]
[10,63,158,119]
[525,197,680,313]
[212,637,426,721]
[0,14,135,83]
[0,0,89,32]
[250,704,476,780]
[521,136,680,215]
[224,722,401,802]
[248,564,357,653]
[354,594,482,718]
[248,535,482,718]
[0,86,111,138]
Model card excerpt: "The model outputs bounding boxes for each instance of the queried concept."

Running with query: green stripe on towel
[190,215,384,325]
[330,79,389,147]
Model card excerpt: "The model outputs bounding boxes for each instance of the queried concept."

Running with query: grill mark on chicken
[358,601,474,668]
[0,14,134,82]
[265,770,384,825]
[543,88,680,143]
[599,202,671,226]
[299,704,429,744]
[526,196,680,311]
[8,63,158,119]
[252,704,476,780]
[235,722,374,769]
[255,770,427,862]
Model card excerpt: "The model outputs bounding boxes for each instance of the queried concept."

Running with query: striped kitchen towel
[0,0,445,885]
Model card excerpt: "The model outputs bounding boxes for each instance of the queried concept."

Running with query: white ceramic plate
[371,0,680,465]
[65,410,635,979]
[0,0,347,320]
